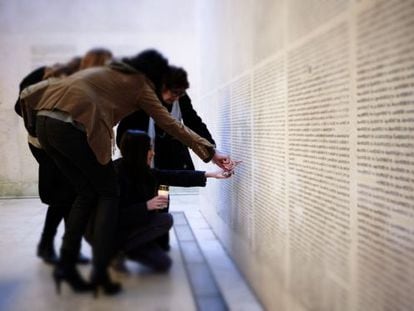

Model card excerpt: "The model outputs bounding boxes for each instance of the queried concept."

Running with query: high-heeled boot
[90,197,122,297]
[90,270,122,297]
[53,265,93,294]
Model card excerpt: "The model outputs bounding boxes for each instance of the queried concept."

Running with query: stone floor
[0,192,262,311]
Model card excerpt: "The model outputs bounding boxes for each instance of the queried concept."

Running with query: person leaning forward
[23,64,218,164]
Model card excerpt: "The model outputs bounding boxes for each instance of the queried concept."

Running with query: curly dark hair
[122,49,169,93]
[163,66,189,90]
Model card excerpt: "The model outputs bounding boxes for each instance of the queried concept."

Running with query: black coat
[114,159,206,240]
[116,94,215,170]
[15,66,46,117]
[15,66,76,205]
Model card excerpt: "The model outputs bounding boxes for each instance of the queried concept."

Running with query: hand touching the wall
[212,150,241,171]
[206,161,242,179]
[205,170,233,179]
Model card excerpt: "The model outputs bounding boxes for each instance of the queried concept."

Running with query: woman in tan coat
[22,49,233,296]
[17,48,113,267]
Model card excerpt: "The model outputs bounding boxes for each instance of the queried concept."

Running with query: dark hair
[119,129,156,189]
[163,66,189,90]
[122,49,169,93]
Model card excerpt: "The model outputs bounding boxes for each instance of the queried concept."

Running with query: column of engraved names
[231,75,254,243]
[199,92,231,226]
[252,58,287,269]
[287,24,351,311]
[355,1,414,310]
[216,88,233,225]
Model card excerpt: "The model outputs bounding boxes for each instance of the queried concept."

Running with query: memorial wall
[196,0,414,310]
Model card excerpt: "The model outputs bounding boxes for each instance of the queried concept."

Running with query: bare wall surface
[0,0,198,196]
[196,0,414,310]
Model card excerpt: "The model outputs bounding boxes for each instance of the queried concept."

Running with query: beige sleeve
[137,82,215,162]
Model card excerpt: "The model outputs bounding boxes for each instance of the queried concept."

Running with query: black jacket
[15,66,46,117]
[15,66,76,205]
[116,94,215,170]
[114,159,206,238]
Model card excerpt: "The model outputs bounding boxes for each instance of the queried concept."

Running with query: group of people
[16,47,237,296]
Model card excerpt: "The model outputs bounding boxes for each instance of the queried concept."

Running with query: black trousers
[123,213,173,271]
[36,116,119,273]
[29,144,75,244]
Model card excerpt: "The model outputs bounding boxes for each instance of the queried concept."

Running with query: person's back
[36,67,140,111]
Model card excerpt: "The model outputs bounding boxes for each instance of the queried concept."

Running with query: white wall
[0,0,199,196]
[196,0,414,310]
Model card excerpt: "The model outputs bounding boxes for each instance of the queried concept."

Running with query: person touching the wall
[116,66,216,171]
[97,130,232,273]
[116,66,217,251]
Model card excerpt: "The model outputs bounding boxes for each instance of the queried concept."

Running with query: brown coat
[22,65,215,164]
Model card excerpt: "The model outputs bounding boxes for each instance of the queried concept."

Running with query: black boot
[54,195,93,294]
[90,270,122,297]
[53,264,93,294]
[90,197,122,297]
[37,203,63,265]
[37,240,58,265]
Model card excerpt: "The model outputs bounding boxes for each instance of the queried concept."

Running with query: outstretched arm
[205,170,233,179]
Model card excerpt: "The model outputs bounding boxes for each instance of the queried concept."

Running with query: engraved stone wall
[198,0,414,310]
[252,57,287,271]
[230,75,254,243]
[355,1,414,310]
[287,23,351,311]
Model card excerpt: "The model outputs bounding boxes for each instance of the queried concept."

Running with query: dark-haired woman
[102,129,231,272]
[21,49,235,296]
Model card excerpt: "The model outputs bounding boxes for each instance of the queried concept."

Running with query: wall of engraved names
[230,75,254,242]
[287,23,351,311]
[355,1,414,310]
[197,0,414,310]
[252,57,287,275]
